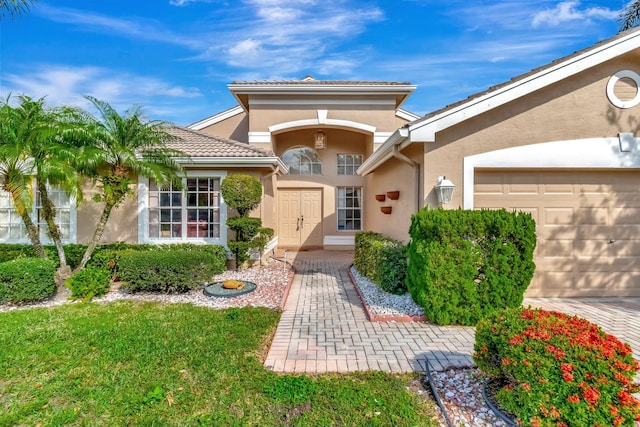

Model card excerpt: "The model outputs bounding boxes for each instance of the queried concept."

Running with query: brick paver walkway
[264,250,640,373]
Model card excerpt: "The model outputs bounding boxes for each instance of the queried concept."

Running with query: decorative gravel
[429,368,510,427]
[0,258,293,313]
[349,266,424,317]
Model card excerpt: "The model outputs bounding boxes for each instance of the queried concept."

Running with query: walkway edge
[348,266,427,323]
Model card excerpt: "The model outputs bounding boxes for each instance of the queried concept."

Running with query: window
[0,184,74,242]
[147,177,222,240]
[337,187,362,231]
[281,146,322,175]
[337,154,362,175]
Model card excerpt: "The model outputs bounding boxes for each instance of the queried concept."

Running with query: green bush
[0,258,56,304]
[407,208,536,325]
[0,244,39,263]
[354,232,408,294]
[474,307,640,426]
[118,248,226,293]
[65,266,113,300]
[220,174,263,216]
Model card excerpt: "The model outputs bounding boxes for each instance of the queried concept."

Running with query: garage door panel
[475,169,640,297]
[608,273,640,296]
[543,208,574,225]
[612,207,640,224]
[577,207,608,224]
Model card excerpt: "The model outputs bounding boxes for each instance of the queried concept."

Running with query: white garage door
[474,169,640,297]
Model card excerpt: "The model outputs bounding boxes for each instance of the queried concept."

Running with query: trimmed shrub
[65,266,112,300]
[0,258,56,304]
[220,174,263,216]
[474,307,640,426]
[118,248,226,293]
[407,208,536,325]
[354,232,408,294]
[0,244,39,263]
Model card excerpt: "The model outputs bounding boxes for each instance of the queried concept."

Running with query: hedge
[118,247,226,293]
[353,232,408,295]
[0,258,57,304]
[407,208,536,325]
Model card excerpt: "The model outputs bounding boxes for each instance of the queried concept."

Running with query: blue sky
[0,0,630,125]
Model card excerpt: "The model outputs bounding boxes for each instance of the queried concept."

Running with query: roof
[231,75,412,86]
[358,27,640,175]
[165,126,286,170]
[228,75,416,110]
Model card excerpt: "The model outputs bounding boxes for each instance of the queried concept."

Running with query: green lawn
[0,302,438,426]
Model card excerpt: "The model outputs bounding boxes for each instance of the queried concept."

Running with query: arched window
[281,146,323,175]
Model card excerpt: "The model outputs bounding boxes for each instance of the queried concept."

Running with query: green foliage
[226,216,262,241]
[474,307,640,426]
[65,266,112,300]
[354,232,408,295]
[407,208,536,325]
[221,174,271,269]
[263,375,318,405]
[0,258,56,304]
[220,174,262,216]
[118,248,226,293]
[0,302,438,426]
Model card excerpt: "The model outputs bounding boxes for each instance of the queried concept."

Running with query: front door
[278,189,323,248]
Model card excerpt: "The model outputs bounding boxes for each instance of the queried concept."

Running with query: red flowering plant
[474,307,640,427]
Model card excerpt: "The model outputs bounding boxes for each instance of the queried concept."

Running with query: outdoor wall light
[314,130,326,150]
[435,176,455,205]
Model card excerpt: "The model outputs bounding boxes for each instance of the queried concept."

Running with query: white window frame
[337,154,363,175]
[0,182,77,244]
[137,171,227,247]
[337,186,362,231]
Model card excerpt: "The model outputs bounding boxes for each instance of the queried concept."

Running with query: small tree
[221,174,273,269]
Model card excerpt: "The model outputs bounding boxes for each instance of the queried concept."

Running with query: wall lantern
[435,176,455,205]
[314,130,326,150]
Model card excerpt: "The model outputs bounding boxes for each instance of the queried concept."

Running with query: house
[3,28,640,298]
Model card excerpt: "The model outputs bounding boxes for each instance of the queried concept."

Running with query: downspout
[392,144,420,213]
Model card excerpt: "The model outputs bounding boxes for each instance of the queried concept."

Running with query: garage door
[474,169,640,297]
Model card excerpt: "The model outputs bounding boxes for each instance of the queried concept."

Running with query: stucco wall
[423,52,640,209]
[363,143,423,243]
[199,112,249,143]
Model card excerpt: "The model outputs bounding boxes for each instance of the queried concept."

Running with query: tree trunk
[76,201,115,272]
[18,209,47,258]
[37,181,68,268]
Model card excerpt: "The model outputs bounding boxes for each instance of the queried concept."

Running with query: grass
[0,301,439,426]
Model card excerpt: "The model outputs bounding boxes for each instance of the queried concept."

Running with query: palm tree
[0,0,37,20]
[620,0,640,32]
[0,96,83,280]
[74,96,187,270]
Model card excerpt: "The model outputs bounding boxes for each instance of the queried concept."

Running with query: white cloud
[0,65,202,120]
[532,1,618,28]
[36,4,202,49]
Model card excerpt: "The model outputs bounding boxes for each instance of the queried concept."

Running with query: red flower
[567,394,580,404]
[509,334,523,345]
[562,372,574,382]
[583,387,601,405]
[521,382,531,391]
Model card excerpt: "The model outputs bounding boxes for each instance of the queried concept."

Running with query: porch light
[435,176,455,205]
[314,130,326,150]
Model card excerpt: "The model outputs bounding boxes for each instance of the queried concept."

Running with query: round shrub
[474,307,640,427]
[118,248,226,293]
[66,266,112,300]
[0,258,56,304]
[221,174,262,216]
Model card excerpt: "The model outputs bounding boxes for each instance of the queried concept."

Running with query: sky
[0,0,632,126]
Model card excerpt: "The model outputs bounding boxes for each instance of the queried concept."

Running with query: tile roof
[231,75,411,86]
[165,126,274,158]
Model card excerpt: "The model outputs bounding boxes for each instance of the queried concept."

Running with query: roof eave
[178,156,288,173]
[357,127,410,176]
